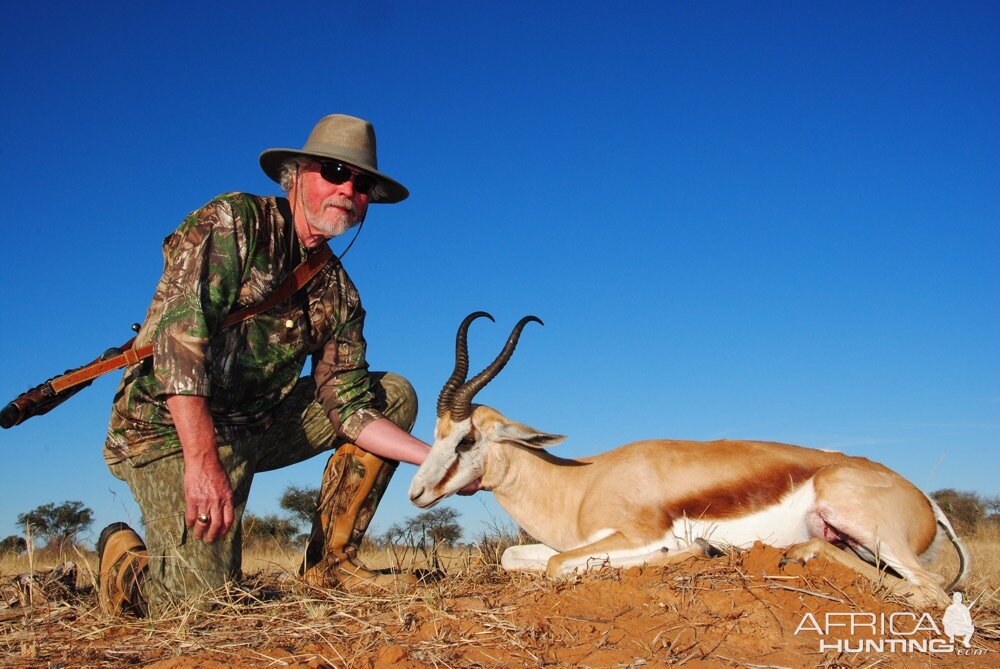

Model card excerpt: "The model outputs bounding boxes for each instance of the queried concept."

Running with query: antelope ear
[492,420,567,450]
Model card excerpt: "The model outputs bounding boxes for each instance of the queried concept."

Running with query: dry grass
[1,544,100,588]
[4,525,997,592]
[1,531,998,668]
[928,525,1000,604]
[0,544,525,667]
[239,542,482,576]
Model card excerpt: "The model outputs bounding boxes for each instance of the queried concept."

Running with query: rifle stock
[1,347,123,429]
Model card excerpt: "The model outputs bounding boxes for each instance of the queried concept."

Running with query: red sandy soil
[3,543,997,668]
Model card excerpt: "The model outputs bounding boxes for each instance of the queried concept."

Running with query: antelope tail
[927,495,971,591]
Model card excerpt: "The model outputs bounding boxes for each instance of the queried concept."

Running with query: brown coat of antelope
[409,313,969,609]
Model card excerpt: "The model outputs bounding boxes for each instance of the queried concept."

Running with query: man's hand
[182,449,235,542]
[166,395,235,543]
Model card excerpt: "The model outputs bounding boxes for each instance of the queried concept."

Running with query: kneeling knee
[380,372,418,432]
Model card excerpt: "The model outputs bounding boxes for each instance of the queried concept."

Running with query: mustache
[323,196,356,213]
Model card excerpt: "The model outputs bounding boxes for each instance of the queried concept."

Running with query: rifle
[1,242,333,430]
[0,335,138,429]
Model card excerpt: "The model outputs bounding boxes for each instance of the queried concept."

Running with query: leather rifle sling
[49,244,333,394]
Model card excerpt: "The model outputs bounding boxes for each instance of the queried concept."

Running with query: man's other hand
[183,452,235,542]
[166,394,235,543]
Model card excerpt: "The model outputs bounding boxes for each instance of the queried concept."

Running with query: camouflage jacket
[105,192,385,465]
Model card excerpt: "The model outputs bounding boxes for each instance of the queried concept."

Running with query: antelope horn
[450,315,543,422]
[436,311,495,417]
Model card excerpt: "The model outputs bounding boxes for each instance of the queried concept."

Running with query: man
[99,114,448,617]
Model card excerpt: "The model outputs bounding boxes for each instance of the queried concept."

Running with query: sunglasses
[317,161,376,195]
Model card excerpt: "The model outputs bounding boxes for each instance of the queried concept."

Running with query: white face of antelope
[409,412,487,508]
[411,312,547,508]
[410,406,567,508]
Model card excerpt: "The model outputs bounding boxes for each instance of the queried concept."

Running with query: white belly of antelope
[557,480,819,570]
[665,480,817,551]
[512,481,821,575]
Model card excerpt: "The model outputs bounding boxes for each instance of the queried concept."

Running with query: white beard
[308,198,362,238]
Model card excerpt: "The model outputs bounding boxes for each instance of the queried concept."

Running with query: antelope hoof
[694,538,725,559]
[544,560,571,581]
[545,569,576,582]
[778,556,799,569]
[781,542,820,567]
[899,584,952,610]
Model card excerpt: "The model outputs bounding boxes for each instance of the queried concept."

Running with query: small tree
[279,485,319,527]
[0,535,27,555]
[421,507,463,547]
[931,489,985,534]
[405,507,463,552]
[378,523,407,549]
[17,500,94,553]
[375,507,464,570]
[375,522,407,565]
[243,512,300,548]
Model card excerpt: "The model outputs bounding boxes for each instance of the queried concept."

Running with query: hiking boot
[300,443,416,590]
[98,522,148,616]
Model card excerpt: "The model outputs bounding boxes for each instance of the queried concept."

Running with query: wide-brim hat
[259,114,408,204]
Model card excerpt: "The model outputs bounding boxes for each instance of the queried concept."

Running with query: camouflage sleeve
[312,274,386,441]
[151,198,243,398]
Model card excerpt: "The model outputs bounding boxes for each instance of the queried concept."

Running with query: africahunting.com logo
[794,593,987,656]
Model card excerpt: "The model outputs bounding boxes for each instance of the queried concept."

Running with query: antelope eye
[455,436,475,453]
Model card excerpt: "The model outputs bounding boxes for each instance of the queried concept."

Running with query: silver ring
[197,513,211,524]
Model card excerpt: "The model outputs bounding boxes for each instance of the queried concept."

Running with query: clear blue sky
[1,2,997,547]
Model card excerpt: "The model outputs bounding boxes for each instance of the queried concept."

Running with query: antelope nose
[409,485,424,502]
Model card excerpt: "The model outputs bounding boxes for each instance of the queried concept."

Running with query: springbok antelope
[409,313,969,609]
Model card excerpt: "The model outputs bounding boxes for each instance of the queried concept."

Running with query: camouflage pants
[107,372,417,617]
